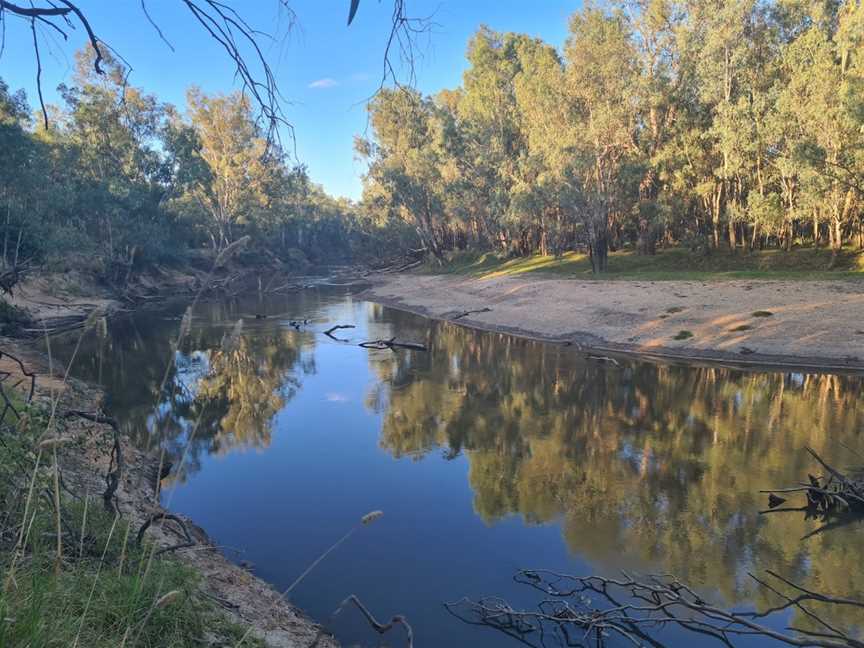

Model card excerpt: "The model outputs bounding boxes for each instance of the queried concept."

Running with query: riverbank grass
[0,401,259,648]
[430,247,864,281]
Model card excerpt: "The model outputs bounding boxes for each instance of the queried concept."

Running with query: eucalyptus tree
[358,88,450,260]
[174,89,270,251]
[564,4,641,271]
[58,47,170,261]
[777,0,863,257]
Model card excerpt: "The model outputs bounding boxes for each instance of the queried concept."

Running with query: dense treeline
[0,48,408,279]
[358,0,864,271]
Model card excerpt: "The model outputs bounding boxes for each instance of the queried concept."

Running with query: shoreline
[362,273,864,374]
[1,271,341,647]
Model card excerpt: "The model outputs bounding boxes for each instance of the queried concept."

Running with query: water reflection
[51,292,864,644]
[364,307,864,630]
[54,297,318,480]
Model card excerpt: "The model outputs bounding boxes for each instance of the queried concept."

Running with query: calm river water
[54,286,864,647]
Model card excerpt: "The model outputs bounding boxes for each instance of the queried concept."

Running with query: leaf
[347,0,360,26]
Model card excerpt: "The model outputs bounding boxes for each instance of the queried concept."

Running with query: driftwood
[358,337,427,352]
[447,569,864,648]
[62,410,123,514]
[451,307,492,321]
[761,446,864,515]
[375,258,423,274]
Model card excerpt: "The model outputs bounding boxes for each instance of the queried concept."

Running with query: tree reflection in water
[51,297,864,637]
[365,308,864,631]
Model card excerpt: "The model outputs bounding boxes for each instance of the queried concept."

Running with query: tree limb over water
[1,1,432,140]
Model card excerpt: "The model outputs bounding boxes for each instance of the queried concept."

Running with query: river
[53,285,864,647]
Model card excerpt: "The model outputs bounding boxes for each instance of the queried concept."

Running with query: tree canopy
[358,0,864,271]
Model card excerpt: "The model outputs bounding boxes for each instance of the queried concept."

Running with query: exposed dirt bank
[364,273,864,373]
[2,260,313,337]
[1,342,338,647]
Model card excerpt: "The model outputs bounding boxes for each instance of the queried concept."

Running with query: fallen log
[451,307,492,321]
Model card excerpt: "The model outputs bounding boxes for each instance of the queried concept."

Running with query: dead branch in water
[761,446,864,515]
[323,324,355,342]
[358,337,427,352]
[446,569,864,648]
[62,410,123,514]
[335,595,414,647]
[309,595,413,648]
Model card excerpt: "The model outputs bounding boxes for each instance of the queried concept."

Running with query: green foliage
[360,0,864,272]
[0,401,260,648]
[0,46,378,285]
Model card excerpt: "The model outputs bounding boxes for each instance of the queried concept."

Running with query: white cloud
[308,78,339,89]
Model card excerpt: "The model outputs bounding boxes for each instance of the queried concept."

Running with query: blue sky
[0,1,580,200]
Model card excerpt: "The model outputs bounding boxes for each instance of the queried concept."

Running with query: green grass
[751,310,774,317]
[427,247,864,281]
[0,402,260,648]
[673,330,694,340]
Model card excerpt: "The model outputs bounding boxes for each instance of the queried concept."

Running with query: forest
[358,0,864,271]
[2,1,863,278]
[0,48,410,279]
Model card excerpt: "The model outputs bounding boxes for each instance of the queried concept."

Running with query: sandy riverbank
[364,273,864,372]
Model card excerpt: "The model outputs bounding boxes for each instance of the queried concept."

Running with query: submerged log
[359,337,427,352]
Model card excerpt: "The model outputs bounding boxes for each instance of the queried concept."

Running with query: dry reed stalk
[78,493,89,560]
[72,512,119,648]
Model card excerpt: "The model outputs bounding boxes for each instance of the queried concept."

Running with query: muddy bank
[363,273,864,373]
[2,260,354,337]
[1,342,338,647]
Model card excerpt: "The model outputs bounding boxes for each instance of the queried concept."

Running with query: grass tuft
[673,330,694,340]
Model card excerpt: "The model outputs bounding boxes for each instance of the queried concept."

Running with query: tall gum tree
[565,4,640,272]
[183,89,269,251]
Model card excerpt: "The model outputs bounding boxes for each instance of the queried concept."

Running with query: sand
[364,273,864,372]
